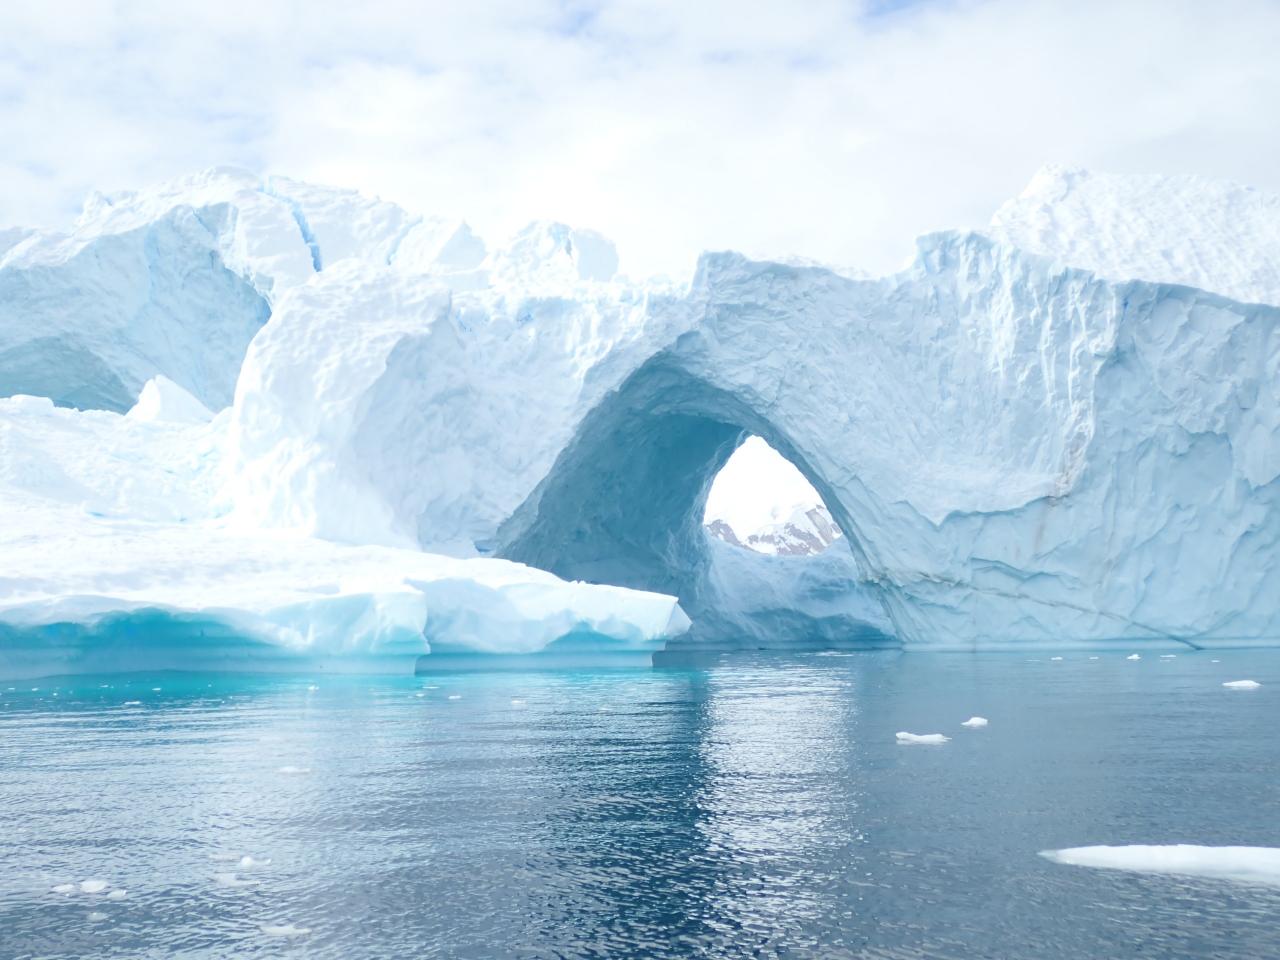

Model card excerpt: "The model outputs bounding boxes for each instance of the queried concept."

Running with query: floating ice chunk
[151,687,161,692]
[511,698,527,706]
[896,732,949,745]
[238,856,270,869]
[1223,680,1261,690]
[1050,656,1063,661]
[51,883,75,894]
[961,717,988,728]
[447,694,461,701]
[79,880,109,894]
[1126,654,1141,660]
[277,765,311,775]
[1088,656,1099,660]
[1041,845,1280,886]
[106,889,127,900]
[1160,654,1176,658]
[307,685,319,692]
[214,873,258,887]
[261,923,311,937]
[1211,659,1221,663]
[122,701,141,706]
[414,692,425,698]
[88,911,108,921]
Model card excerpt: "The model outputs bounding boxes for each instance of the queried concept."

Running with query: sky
[3,0,1280,277]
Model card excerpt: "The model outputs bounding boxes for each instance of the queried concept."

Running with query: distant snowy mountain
[707,504,842,556]
[702,436,843,556]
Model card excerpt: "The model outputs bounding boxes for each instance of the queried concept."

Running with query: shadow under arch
[495,354,899,651]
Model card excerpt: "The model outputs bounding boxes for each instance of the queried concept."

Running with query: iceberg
[0,388,687,679]
[2,164,1280,671]
[224,168,1280,651]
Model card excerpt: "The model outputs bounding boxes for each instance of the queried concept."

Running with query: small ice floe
[1211,659,1221,663]
[1088,656,1099,660]
[151,687,162,692]
[51,883,75,894]
[1126,654,1141,661]
[214,873,259,888]
[511,698,527,707]
[447,694,461,701]
[961,717,989,728]
[414,692,425,698]
[1223,680,1261,690]
[79,880,109,894]
[896,732,949,745]
[88,911,108,922]
[1040,845,1280,886]
[261,923,311,937]
[122,700,141,706]
[1050,656,1063,661]
[238,855,270,869]
[307,684,319,691]
[277,765,311,775]
[106,889,127,900]
[1160,654,1177,659]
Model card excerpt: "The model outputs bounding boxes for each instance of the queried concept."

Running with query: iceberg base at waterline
[0,518,689,679]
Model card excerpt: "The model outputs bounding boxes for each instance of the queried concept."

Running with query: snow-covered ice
[1127,654,1142,661]
[1041,845,1280,887]
[961,717,989,728]
[1223,680,1262,690]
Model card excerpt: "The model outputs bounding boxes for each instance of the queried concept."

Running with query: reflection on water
[0,651,1278,958]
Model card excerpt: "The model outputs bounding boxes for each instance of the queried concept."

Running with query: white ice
[896,732,949,745]
[1223,680,1261,690]
[961,717,988,728]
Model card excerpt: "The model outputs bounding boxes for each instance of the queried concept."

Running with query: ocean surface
[1,650,1278,959]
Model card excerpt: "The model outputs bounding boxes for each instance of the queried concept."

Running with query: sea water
[1,650,1277,958]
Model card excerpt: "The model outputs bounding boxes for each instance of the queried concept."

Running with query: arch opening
[496,357,899,652]
[703,436,845,557]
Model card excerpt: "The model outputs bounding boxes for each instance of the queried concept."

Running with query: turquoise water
[1,651,1278,958]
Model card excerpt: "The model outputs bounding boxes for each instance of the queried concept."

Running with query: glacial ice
[2,163,1280,669]
[1041,845,1280,887]
[0,386,687,678]
[222,166,1280,650]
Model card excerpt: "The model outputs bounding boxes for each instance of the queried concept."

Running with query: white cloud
[3,0,1279,276]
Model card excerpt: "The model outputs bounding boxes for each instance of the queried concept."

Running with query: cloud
[3,0,1279,276]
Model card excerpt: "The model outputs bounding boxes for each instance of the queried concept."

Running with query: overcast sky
[4,0,1279,276]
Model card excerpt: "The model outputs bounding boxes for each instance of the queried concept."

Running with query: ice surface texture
[3,164,1280,660]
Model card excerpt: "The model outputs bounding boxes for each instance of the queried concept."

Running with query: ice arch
[228,229,1280,651]
[494,354,896,648]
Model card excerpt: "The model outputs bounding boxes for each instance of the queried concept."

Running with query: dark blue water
[1,650,1278,959]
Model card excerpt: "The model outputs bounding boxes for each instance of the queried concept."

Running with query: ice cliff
[2,163,1279,671]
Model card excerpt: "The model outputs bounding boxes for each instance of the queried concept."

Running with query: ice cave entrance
[703,436,845,556]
